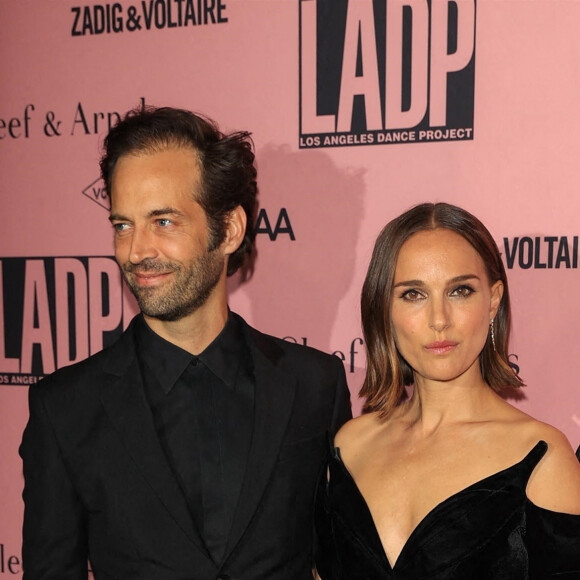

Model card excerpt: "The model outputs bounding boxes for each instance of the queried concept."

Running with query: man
[20,106,351,580]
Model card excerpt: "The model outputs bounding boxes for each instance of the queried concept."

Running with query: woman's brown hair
[360,202,523,417]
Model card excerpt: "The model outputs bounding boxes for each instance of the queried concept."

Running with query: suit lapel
[99,323,211,560]
[223,322,296,558]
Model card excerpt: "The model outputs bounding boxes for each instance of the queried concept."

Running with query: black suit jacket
[20,314,352,580]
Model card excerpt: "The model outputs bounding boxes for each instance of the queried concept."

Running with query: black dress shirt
[134,313,254,563]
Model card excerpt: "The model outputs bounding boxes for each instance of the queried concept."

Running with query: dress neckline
[331,440,548,570]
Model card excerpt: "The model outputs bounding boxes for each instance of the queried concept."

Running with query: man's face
[109,146,225,322]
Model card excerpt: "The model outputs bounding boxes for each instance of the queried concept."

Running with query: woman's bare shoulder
[334,412,384,455]
[524,419,580,514]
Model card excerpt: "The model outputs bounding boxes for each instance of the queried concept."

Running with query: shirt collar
[134,312,248,395]
[198,312,247,389]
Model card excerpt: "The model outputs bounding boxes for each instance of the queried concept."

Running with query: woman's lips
[424,341,457,355]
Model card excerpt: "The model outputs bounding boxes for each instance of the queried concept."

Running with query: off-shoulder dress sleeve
[525,446,580,579]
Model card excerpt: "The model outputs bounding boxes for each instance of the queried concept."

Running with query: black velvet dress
[315,441,580,579]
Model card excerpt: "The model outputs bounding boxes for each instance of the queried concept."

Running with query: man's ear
[222,205,247,256]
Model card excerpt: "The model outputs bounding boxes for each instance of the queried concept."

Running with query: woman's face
[390,228,503,387]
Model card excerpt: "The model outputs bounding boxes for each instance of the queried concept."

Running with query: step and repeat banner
[2,0,580,574]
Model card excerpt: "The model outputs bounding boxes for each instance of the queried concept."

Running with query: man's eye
[157,219,172,227]
[113,223,128,232]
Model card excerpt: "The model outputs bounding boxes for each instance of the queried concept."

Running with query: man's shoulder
[234,314,351,427]
[33,317,138,395]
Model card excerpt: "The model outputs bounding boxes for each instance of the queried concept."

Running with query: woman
[316,203,580,579]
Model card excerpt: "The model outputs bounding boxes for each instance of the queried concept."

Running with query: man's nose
[128,226,158,264]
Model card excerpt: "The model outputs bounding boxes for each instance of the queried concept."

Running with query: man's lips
[424,341,457,354]
[130,271,172,286]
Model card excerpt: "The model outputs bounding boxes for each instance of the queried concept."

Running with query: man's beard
[121,249,224,322]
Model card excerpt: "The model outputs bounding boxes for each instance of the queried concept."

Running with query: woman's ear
[489,280,504,319]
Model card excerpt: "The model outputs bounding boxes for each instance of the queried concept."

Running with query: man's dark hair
[100,105,258,276]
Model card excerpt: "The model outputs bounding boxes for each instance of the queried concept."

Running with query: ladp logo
[0,257,135,384]
[299,0,476,148]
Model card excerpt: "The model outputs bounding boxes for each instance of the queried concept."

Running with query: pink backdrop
[2,0,580,574]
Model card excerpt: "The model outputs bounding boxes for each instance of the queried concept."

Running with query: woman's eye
[451,285,474,297]
[401,289,424,301]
